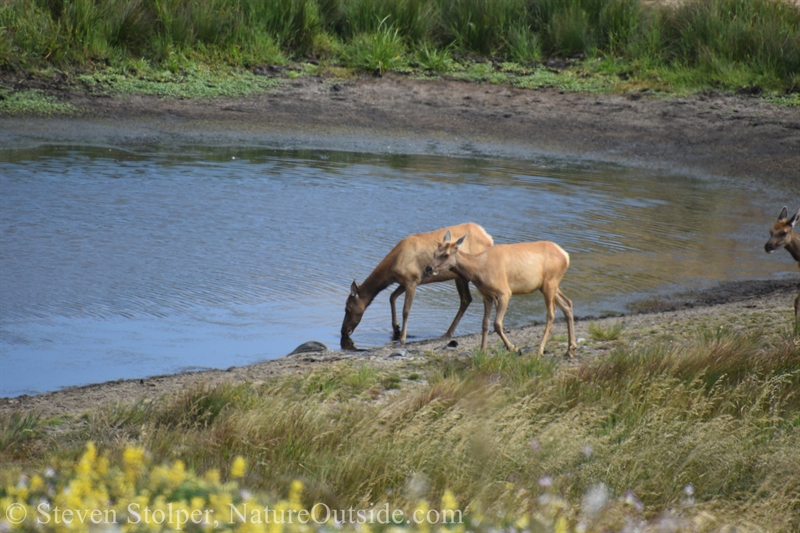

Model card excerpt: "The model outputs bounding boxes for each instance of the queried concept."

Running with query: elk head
[341,280,368,341]
[424,230,468,278]
[765,206,800,254]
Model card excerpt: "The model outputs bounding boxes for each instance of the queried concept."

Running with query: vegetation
[2,323,799,531]
[588,321,624,341]
[1,0,799,109]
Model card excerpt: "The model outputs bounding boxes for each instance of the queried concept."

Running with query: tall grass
[1,0,798,93]
[3,329,798,528]
[438,0,525,55]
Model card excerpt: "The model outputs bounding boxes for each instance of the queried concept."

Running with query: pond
[0,145,792,396]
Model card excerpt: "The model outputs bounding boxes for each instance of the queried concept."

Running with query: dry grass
[2,327,799,531]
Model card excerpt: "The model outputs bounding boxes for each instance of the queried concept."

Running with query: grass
[0,87,78,114]
[76,65,282,98]
[0,0,798,112]
[2,323,799,530]
[588,321,624,341]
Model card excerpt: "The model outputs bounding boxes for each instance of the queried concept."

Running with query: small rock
[389,349,408,358]
[287,341,328,356]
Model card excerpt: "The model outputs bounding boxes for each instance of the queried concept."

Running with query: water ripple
[0,146,786,396]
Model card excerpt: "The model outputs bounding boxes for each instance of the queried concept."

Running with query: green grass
[0,64,283,114]
[2,326,798,529]
[0,0,798,100]
[0,87,78,114]
[77,65,282,99]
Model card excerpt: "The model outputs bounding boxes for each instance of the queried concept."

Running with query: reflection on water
[0,146,791,396]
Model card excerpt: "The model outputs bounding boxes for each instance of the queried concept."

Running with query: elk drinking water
[424,231,577,357]
[341,223,494,348]
[764,206,800,324]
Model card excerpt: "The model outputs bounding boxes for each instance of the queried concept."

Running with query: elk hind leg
[444,277,472,338]
[555,288,576,358]
[795,292,799,331]
[538,285,558,356]
[480,297,493,351]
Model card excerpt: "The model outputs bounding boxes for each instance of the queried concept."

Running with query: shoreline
[2,73,799,417]
[2,278,797,418]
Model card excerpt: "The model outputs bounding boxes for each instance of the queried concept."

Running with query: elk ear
[455,233,468,248]
[442,229,452,243]
[789,208,800,227]
[350,281,359,298]
[778,206,789,221]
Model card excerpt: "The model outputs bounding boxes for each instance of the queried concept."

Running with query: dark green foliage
[1,0,798,91]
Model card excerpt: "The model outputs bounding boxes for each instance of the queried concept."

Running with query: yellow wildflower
[231,456,247,479]
[123,446,145,472]
[289,480,304,508]
[30,475,44,493]
[204,468,221,485]
[77,442,97,477]
[267,501,285,533]
[440,490,457,512]
[166,460,187,489]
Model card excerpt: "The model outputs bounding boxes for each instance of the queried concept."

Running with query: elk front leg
[398,283,417,344]
[555,288,576,358]
[493,294,515,352]
[443,278,472,338]
[389,285,406,341]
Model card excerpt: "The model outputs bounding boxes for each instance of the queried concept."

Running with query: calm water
[0,145,792,396]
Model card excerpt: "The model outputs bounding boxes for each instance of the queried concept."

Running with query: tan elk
[424,231,577,357]
[764,206,800,324]
[341,223,494,348]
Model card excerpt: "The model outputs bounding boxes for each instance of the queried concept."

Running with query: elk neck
[449,249,485,285]
[786,230,800,263]
[356,258,399,304]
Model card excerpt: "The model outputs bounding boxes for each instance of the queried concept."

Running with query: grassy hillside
[1,0,799,108]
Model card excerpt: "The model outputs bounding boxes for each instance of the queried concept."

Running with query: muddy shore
[1,73,798,417]
[3,73,799,187]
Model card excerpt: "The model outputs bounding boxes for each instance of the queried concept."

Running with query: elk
[424,231,577,357]
[764,206,800,324]
[341,223,494,347]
